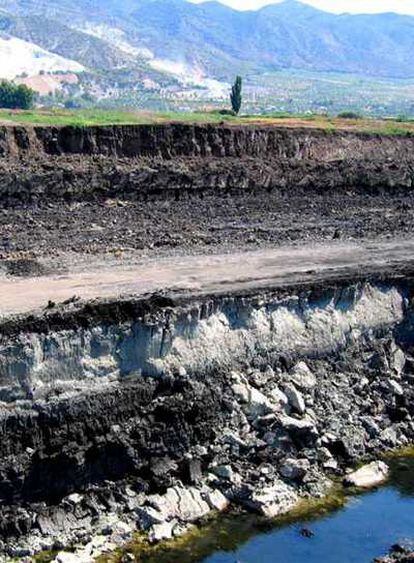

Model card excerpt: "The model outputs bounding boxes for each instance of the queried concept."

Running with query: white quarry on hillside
[0,36,85,79]
[79,24,153,58]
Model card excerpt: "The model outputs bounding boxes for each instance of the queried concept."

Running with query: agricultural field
[1,107,413,135]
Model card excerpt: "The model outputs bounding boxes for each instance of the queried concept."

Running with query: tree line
[0,80,35,110]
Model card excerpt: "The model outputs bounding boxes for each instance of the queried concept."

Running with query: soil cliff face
[1,124,414,558]
[0,124,413,203]
[1,123,413,160]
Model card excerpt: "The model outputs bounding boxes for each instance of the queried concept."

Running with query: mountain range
[0,0,413,109]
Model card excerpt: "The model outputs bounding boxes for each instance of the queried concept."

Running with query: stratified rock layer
[1,277,414,558]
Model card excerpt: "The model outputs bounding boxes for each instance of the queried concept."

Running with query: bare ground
[1,237,414,316]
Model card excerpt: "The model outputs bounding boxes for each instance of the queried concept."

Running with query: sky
[192,0,414,15]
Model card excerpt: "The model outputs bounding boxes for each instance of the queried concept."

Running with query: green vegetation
[0,108,236,126]
[230,75,242,115]
[0,80,35,110]
[0,108,413,136]
[33,550,59,563]
[337,111,362,119]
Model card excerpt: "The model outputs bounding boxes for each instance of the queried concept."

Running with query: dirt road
[1,238,414,316]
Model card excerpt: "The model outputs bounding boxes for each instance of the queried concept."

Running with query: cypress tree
[230,75,242,115]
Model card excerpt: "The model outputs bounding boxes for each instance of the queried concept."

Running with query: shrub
[337,111,362,119]
[208,109,236,116]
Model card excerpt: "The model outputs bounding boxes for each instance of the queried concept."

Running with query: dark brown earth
[0,124,413,272]
[0,189,412,263]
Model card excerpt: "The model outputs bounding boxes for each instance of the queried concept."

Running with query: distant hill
[0,0,413,79]
[0,0,413,114]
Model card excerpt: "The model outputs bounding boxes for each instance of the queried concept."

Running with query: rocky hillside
[0,0,414,81]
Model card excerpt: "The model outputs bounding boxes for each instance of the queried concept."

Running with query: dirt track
[1,238,414,316]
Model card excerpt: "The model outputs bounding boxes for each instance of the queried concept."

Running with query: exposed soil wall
[1,124,414,559]
[1,124,414,160]
[0,125,413,203]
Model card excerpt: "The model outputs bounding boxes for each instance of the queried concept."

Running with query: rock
[343,461,389,488]
[268,386,289,409]
[380,427,399,448]
[140,486,211,526]
[300,527,314,538]
[112,521,133,537]
[388,379,404,396]
[361,416,381,438]
[67,493,83,505]
[203,489,230,512]
[283,384,306,414]
[373,544,414,562]
[249,368,272,388]
[136,506,165,529]
[7,547,34,558]
[260,463,274,476]
[317,447,333,462]
[323,459,339,471]
[222,431,249,449]
[212,465,241,484]
[280,458,310,481]
[279,415,318,440]
[183,458,203,485]
[321,432,338,447]
[390,347,406,376]
[54,553,88,563]
[193,445,208,457]
[37,508,77,536]
[232,381,277,418]
[242,480,298,518]
[148,520,176,543]
[289,362,317,390]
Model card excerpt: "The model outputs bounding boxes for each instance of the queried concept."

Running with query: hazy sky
[192,0,414,15]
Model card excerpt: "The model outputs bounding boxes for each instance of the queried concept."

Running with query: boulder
[268,386,289,409]
[283,384,306,414]
[66,493,83,505]
[390,346,406,376]
[241,480,298,518]
[203,489,230,512]
[343,461,389,488]
[279,415,318,440]
[317,447,333,462]
[280,458,310,481]
[290,362,317,390]
[388,380,404,396]
[323,459,339,471]
[138,486,210,528]
[361,416,381,438]
[148,520,177,543]
[212,465,241,485]
[232,381,277,418]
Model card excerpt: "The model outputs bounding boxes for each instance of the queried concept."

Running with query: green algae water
[109,456,414,563]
